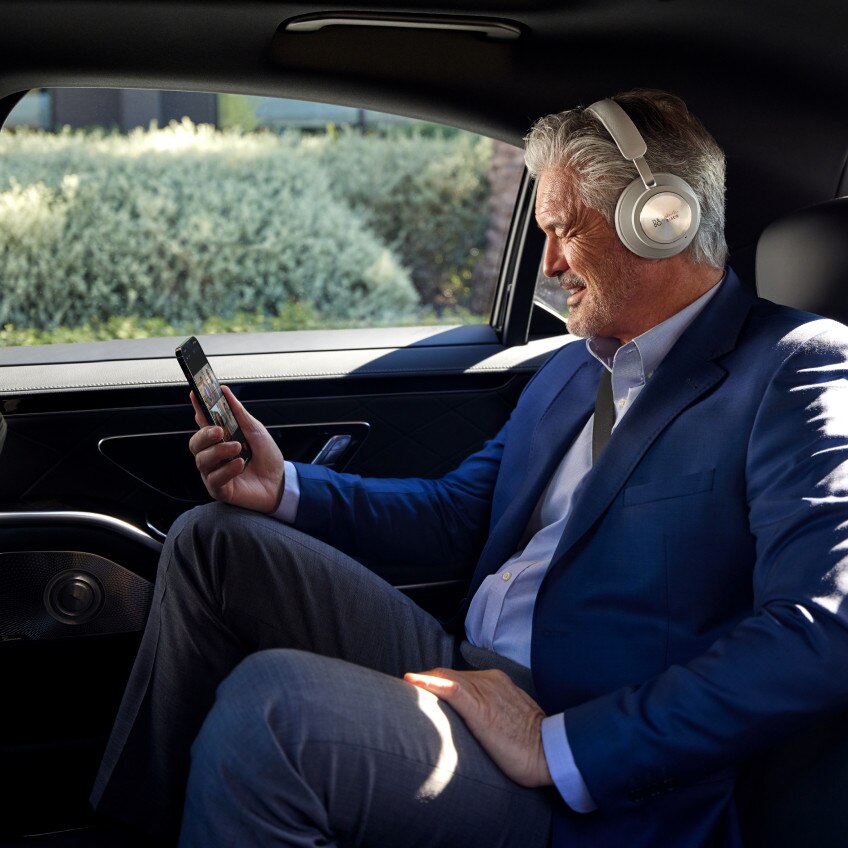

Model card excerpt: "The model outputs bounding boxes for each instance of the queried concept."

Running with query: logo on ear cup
[639,192,693,244]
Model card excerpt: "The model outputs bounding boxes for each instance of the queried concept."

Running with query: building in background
[5,89,217,131]
[4,89,51,128]
[254,97,409,131]
[6,89,414,133]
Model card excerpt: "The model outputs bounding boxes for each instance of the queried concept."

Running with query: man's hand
[189,385,284,514]
[404,667,553,788]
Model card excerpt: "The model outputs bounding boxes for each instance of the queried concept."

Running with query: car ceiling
[0,0,846,274]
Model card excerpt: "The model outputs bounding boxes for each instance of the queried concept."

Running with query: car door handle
[311,434,353,467]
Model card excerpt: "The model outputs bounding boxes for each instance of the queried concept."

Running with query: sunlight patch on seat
[413,686,459,801]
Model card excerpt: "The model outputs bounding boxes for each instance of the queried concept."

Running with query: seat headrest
[756,197,848,324]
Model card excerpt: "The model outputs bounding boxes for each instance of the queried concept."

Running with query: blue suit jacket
[293,269,848,847]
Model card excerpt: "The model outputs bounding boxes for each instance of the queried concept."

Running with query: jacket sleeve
[563,321,848,809]
[289,422,507,581]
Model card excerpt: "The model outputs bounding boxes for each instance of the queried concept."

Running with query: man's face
[535,169,643,341]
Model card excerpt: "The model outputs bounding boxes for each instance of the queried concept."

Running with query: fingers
[189,419,244,494]
[190,391,208,429]
[188,422,225,458]
[190,437,246,500]
[405,667,515,709]
[405,668,508,689]
[405,668,502,714]
[203,455,246,491]
[404,670,462,700]
[194,438,242,475]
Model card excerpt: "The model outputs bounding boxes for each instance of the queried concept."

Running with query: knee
[191,650,314,765]
[209,650,332,735]
[216,649,320,720]
[218,649,300,702]
[162,502,256,582]
[167,501,238,542]
[168,502,309,565]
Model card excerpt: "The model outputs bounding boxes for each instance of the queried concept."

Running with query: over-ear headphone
[585,99,700,259]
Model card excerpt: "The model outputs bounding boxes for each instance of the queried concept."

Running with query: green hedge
[0,122,493,338]
[315,129,491,307]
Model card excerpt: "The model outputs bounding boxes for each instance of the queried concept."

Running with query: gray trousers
[91,502,552,846]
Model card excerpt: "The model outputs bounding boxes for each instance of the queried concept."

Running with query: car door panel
[0,514,161,838]
[98,421,372,506]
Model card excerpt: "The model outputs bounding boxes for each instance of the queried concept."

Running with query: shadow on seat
[735,196,848,848]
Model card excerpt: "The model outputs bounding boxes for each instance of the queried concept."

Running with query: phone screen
[176,336,251,462]
[194,361,239,440]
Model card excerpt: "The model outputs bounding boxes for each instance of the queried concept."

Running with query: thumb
[221,385,262,436]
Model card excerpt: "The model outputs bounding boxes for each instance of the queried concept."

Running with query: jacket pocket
[623,468,715,506]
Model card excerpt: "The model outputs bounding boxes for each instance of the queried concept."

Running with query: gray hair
[524,89,728,268]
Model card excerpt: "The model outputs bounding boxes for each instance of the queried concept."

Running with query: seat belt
[591,369,614,463]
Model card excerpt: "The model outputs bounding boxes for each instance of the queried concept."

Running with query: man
[92,90,848,848]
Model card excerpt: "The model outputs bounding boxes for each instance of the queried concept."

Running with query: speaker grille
[0,551,153,640]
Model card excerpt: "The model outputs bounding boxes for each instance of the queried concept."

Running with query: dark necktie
[592,369,615,463]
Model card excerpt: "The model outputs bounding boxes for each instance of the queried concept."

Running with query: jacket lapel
[548,270,757,568]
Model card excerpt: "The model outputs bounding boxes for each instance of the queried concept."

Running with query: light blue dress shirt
[274,278,723,812]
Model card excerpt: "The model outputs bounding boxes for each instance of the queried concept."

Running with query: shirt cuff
[271,460,300,524]
[541,714,597,813]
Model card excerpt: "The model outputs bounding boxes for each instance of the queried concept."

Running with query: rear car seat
[735,195,848,848]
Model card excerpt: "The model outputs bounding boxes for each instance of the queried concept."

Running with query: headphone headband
[586,99,656,189]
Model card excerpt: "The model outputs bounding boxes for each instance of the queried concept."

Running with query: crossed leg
[91,502,551,845]
[181,650,551,847]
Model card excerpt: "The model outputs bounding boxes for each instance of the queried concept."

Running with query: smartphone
[175,336,252,464]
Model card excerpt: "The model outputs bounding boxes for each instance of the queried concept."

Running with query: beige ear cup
[615,173,701,259]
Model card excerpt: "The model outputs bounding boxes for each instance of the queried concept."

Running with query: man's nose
[542,236,568,279]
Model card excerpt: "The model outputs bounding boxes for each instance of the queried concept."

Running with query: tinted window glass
[1,89,524,346]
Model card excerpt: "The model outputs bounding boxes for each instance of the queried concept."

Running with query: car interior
[0,1,846,846]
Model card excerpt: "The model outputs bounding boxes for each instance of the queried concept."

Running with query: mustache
[558,272,586,290]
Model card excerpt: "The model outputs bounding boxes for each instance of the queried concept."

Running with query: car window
[0,89,524,347]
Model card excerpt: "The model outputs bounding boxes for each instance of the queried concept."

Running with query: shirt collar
[587,271,725,379]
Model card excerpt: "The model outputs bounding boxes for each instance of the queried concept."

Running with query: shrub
[314,128,492,309]
[0,122,420,330]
